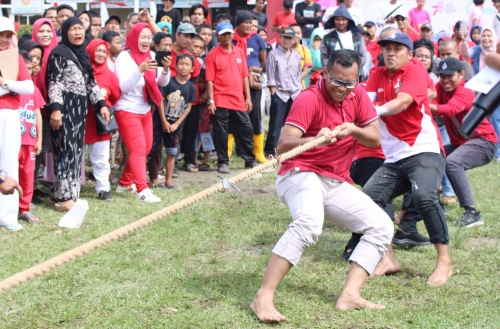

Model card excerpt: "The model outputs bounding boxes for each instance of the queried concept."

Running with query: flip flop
[19,211,41,223]
[198,163,210,171]
[165,184,179,190]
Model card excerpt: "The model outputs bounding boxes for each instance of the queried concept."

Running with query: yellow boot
[253,133,268,163]
[227,133,235,158]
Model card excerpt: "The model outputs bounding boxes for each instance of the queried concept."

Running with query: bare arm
[277,125,338,155]
[375,91,414,116]
[335,120,380,148]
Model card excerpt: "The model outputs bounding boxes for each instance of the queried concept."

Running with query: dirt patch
[464,237,500,249]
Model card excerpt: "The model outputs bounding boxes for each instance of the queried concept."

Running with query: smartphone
[459,20,467,34]
[155,50,171,66]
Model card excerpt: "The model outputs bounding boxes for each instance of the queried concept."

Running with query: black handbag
[95,107,118,134]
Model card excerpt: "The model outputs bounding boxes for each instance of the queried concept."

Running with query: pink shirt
[468,6,482,30]
[408,7,431,31]
[19,87,45,146]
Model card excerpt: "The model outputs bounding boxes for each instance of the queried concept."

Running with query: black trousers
[181,104,202,166]
[264,94,293,156]
[363,153,448,244]
[249,88,262,134]
[146,109,164,181]
[211,107,254,166]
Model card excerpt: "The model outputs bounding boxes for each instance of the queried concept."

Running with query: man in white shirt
[377,0,408,28]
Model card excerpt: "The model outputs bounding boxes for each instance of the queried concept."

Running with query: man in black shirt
[252,0,268,28]
[156,0,181,35]
[295,0,322,47]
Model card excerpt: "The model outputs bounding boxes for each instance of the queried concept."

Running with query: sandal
[183,163,199,173]
[198,163,210,171]
[19,211,41,223]
[165,184,179,190]
[54,200,75,212]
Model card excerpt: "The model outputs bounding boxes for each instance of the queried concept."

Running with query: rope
[0,132,338,293]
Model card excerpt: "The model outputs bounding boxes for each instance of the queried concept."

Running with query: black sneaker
[218,164,230,174]
[342,233,362,261]
[392,229,431,247]
[456,209,484,228]
[245,160,259,169]
[98,190,113,201]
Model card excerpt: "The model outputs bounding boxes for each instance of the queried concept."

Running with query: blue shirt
[246,34,267,68]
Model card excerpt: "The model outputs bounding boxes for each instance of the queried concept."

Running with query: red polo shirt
[434,80,498,146]
[0,54,32,110]
[365,58,441,163]
[205,45,249,111]
[279,78,378,183]
[273,11,296,38]
[365,38,381,67]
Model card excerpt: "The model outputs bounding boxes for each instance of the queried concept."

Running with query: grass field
[0,159,498,328]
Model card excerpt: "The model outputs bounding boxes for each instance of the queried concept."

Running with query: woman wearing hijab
[460,26,498,74]
[469,24,483,45]
[46,17,109,211]
[32,18,58,188]
[77,11,94,48]
[114,22,170,203]
[85,38,121,202]
[0,17,35,231]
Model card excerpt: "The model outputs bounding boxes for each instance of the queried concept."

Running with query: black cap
[363,21,376,28]
[438,58,463,75]
[106,15,121,26]
[361,26,371,35]
[235,10,253,26]
[420,23,432,31]
[280,27,295,37]
[283,0,294,8]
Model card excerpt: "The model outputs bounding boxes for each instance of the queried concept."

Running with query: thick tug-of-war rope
[0,130,339,293]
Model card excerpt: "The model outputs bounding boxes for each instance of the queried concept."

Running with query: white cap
[0,17,17,35]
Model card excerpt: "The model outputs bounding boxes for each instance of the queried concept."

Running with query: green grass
[0,160,499,328]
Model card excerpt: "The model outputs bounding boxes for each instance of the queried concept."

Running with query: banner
[90,0,229,9]
[11,0,44,15]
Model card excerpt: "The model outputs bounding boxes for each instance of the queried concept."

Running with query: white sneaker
[116,183,137,193]
[136,188,161,203]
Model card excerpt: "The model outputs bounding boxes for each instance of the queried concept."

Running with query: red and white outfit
[0,54,34,227]
[18,87,45,214]
[365,58,441,163]
[114,23,169,193]
[85,39,121,194]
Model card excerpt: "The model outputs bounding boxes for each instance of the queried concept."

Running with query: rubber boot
[227,133,235,158]
[253,133,268,163]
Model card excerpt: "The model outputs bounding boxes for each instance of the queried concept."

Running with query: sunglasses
[395,17,406,22]
[326,72,358,89]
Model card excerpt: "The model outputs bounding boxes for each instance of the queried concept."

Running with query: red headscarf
[124,23,162,106]
[86,38,109,78]
[233,28,255,58]
[32,18,58,99]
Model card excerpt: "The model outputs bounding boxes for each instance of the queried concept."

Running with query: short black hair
[326,49,360,72]
[154,32,171,45]
[191,35,204,44]
[189,4,208,18]
[197,23,212,33]
[177,53,194,66]
[56,4,75,14]
[19,50,33,63]
[473,0,484,5]
[88,10,100,19]
[126,12,138,22]
[102,30,120,43]
[215,13,231,23]
[413,38,435,55]
[43,7,56,17]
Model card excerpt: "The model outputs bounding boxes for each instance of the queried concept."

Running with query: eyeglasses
[395,17,406,22]
[326,72,358,89]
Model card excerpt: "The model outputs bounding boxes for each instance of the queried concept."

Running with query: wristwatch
[207,99,215,105]
[1,80,7,89]
[0,169,8,184]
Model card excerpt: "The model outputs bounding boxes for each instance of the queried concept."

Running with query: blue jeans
[489,106,500,158]
[439,125,455,197]
[264,94,293,156]
[363,153,448,244]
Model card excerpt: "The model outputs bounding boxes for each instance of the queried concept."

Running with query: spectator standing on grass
[363,32,452,286]
[156,0,181,36]
[294,0,322,47]
[84,38,121,202]
[205,22,258,174]
[264,27,302,158]
[89,10,102,39]
[46,17,108,212]
[160,54,196,189]
[252,0,268,28]
[0,17,35,231]
[232,10,268,164]
[251,49,393,323]
[393,9,420,42]
[43,7,59,30]
[460,27,498,75]
[104,15,121,33]
[114,22,170,203]
[408,0,430,31]
[272,0,296,39]
[430,57,498,228]
[55,4,75,37]
[17,51,44,224]
[290,24,312,88]
[361,21,380,67]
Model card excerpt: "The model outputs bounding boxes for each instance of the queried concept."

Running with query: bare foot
[427,259,452,286]
[372,252,400,276]
[336,293,386,310]
[250,290,286,323]
[395,209,407,226]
